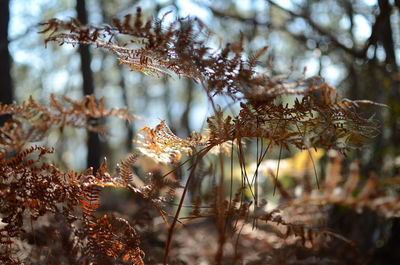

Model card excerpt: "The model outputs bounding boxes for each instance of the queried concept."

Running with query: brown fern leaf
[0,94,135,154]
[204,80,380,155]
[80,179,101,219]
[78,159,146,262]
[278,153,400,222]
[40,9,178,78]
[139,169,182,204]
[61,94,135,125]
[118,152,140,186]
[134,120,206,164]
[37,8,388,265]
[40,10,380,155]
[88,215,145,264]
[0,146,82,262]
[80,158,129,219]
[39,9,268,100]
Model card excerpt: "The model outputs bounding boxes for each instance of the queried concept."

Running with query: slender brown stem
[163,147,210,265]
[215,150,226,264]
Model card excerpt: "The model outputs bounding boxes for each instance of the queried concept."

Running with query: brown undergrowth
[1,7,398,264]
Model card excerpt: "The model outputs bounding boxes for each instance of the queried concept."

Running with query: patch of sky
[189,103,210,131]
[313,12,330,27]
[363,0,377,5]
[302,55,320,77]
[250,36,269,54]
[9,0,42,37]
[287,17,307,34]
[107,117,127,147]
[142,98,170,128]
[176,0,212,22]
[234,0,268,18]
[46,70,70,93]
[339,16,350,30]
[157,6,178,26]
[302,53,345,87]
[87,0,103,24]
[234,0,252,10]
[353,14,371,41]
[391,9,400,65]
[272,0,293,9]
[90,55,103,73]
[376,45,386,62]
[321,62,346,87]
[338,35,354,49]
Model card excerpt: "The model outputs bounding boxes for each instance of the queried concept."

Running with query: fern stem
[163,147,211,265]
[215,150,226,264]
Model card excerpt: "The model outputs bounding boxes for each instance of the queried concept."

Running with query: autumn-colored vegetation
[1,8,399,265]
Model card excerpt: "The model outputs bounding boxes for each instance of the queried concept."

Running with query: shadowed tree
[0,0,13,126]
[76,0,101,171]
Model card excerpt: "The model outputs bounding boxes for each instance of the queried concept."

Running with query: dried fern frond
[91,215,145,264]
[39,9,199,79]
[40,9,381,155]
[39,8,269,99]
[134,81,380,167]
[0,95,140,263]
[206,80,380,153]
[278,155,400,220]
[37,8,389,265]
[0,94,135,154]
[134,120,207,164]
[0,145,82,254]
[60,94,135,123]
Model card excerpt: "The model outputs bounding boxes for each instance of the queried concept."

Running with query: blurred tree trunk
[375,3,400,260]
[377,0,400,150]
[119,62,134,151]
[365,0,400,172]
[180,79,194,136]
[76,0,101,171]
[0,0,13,126]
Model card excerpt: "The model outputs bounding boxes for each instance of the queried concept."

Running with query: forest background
[3,0,400,173]
[1,0,400,264]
